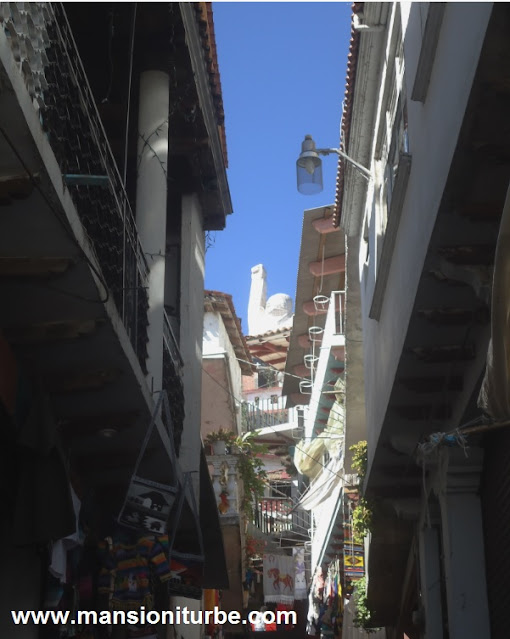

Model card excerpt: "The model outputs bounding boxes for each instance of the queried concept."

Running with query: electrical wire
[201,366,345,482]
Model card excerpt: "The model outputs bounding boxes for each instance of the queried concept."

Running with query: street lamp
[296,134,372,195]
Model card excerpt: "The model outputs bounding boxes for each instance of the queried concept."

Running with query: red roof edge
[333,2,364,227]
[195,3,228,168]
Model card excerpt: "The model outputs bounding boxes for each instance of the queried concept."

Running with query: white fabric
[293,547,307,600]
[49,487,81,583]
[263,553,295,604]
[478,182,510,419]
[297,457,344,511]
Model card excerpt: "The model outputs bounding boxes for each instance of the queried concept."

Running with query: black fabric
[12,385,75,545]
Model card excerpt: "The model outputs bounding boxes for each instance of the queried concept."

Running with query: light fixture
[296,134,372,195]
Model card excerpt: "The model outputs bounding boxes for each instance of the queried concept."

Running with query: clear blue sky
[205,2,353,332]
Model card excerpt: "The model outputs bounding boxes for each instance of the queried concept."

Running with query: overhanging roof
[204,290,253,375]
[283,206,345,405]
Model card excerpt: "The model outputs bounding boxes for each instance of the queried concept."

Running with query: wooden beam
[398,376,463,393]
[3,319,103,344]
[309,254,346,277]
[418,307,489,326]
[0,173,33,200]
[393,404,452,420]
[312,217,341,234]
[47,368,121,393]
[409,344,475,363]
[0,257,73,278]
[59,410,139,437]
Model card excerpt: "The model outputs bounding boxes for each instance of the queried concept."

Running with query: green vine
[352,497,372,544]
[234,431,268,518]
[349,440,368,479]
[353,576,379,632]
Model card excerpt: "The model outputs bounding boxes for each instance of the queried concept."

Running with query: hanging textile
[306,566,325,635]
[12,383,75,545]
[293,547,307,600]
[118,391,179,535]
[98,534,172,610]
[479,182,510,418]
[263,553,295,604]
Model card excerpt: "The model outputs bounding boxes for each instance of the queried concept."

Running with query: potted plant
[204,428,237,455]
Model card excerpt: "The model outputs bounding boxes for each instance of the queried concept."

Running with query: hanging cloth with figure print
[263,553,295,604]
[118,391,179,535]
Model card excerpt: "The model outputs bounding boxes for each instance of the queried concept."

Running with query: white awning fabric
[478,183,510,419]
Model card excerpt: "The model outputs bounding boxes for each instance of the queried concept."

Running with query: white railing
[324,290,345,338]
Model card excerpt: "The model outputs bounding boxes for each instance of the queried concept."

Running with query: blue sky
[205,2,353,331]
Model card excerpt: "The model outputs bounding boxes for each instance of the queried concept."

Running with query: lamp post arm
[316,147,372,180]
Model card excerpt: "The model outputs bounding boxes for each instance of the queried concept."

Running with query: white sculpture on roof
[247,264,293,336]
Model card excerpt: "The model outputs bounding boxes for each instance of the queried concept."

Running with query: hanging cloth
[263,553,295,604]
[118,391,179,535]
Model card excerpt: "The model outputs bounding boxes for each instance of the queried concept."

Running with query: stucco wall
[201,357,237,438]
[203,311,243,429]
[359,3,493,468]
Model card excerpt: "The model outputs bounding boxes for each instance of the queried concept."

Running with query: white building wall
[360,3,493,468]
[203,310,243,431]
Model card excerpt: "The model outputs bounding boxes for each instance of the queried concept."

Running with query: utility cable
[201,366,345,482]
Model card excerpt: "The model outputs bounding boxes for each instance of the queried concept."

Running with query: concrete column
[135,70,169,392]
[418,525,443,639]
[437,448,490,639]
[179,194,205,497]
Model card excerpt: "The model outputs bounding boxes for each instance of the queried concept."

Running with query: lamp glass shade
[297,158,323,195]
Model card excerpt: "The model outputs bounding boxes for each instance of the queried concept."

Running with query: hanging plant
[352,497,373,544]
[234,431,268,518]
[349,440,368,479]
[353,576,379,632]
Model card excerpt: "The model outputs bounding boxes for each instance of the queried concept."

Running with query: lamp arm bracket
[316,147,372,180]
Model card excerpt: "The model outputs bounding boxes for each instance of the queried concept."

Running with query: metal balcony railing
[163,310,183,373]
[2,3,150,368]
[242,396,301,432]
[252,497,311,537]
[325,290,345,337]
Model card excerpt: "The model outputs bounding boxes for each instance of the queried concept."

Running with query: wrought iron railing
[163,310,183,373]
[325,290,345,337]
[1,3,150,368]
[242,397,301,432]
[253,497,311,537]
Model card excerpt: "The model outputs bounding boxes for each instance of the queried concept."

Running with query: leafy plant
[353,576,379,632]
[352,497,373,544]
[234,431,268,517]
[204,428,237,445]
[245,534,266,561]
[349,440,368,479]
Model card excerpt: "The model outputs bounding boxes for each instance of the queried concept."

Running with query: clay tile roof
[204,290,253,374]
[333,2,364,227]
[195,2,228,167]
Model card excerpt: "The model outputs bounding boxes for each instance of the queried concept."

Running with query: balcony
[1,3,150,367]
[253,497,311,539]
[303,291,346,436]
[242,395,303,434]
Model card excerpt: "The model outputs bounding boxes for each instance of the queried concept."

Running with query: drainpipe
[135,70,169,393]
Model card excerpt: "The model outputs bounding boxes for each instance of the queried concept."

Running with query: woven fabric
[263,553,294,604]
